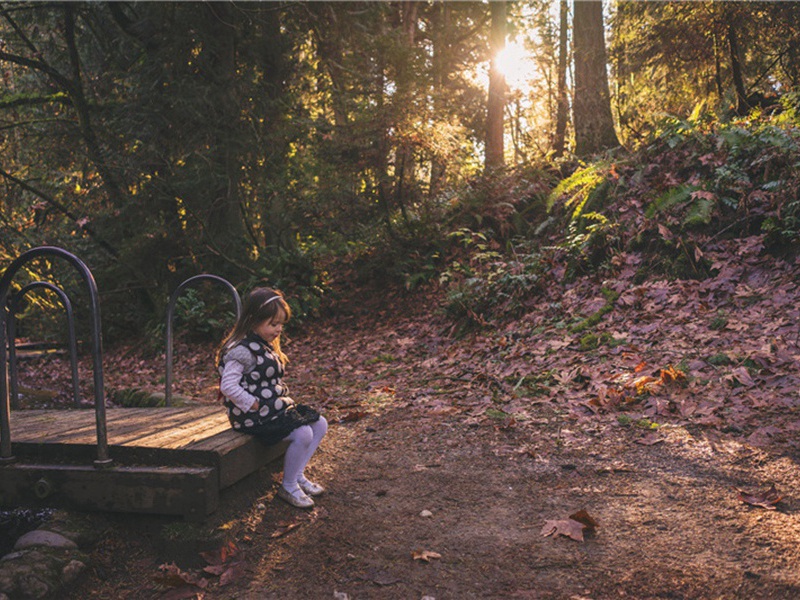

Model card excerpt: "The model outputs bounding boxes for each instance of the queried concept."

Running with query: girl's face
[254,312,286,343]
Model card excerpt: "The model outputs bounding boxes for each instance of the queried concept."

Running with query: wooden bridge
[1,406,285,520]
[1,246,280,520]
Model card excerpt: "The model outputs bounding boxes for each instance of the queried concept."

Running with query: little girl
[218,287,327,509]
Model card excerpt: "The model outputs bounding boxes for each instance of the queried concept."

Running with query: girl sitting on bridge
[217,287,327,509]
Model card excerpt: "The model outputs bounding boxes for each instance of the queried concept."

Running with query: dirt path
[66,393,800,599]
[225,405,800,599]
[60,280,800,600]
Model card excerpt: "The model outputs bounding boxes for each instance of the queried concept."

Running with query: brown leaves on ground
[591,364,687,412]
[270,506,329,539]
[412,549,442,562]
[738,484,783,510]
[199,541,247,587]
[149,540,247,594]
[154,562,207,599]
[17,232,800,466]
[542,509,599,542]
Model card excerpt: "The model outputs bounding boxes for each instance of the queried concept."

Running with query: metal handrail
[0,246,111,467]
[164,274,241,406]
[8,282,82,409]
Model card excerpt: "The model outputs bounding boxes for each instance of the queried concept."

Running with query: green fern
[645,185,698,219]
[547,163,609,221]
[684,196,715,226]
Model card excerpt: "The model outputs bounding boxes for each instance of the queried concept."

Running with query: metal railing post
[8,282,82,409]
[165,275,241,406]
[0,247,111,467]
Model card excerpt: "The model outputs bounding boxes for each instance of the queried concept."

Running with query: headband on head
[260,295,283,309]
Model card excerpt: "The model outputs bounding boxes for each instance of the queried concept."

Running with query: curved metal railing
[164,274,241,406]
[0,246,111,467]
[8,282,82,409]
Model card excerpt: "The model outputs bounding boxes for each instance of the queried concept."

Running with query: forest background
[1,0,800,352]
[6,3,800,597]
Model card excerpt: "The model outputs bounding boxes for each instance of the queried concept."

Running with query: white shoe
[277,485,315,508]
[299,478,325,497]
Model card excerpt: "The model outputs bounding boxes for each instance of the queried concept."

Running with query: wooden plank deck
[0,407,286,519]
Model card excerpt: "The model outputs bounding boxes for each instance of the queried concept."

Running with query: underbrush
[435,101,800,333]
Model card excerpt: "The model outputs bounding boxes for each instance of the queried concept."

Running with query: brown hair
[218,287,291,364]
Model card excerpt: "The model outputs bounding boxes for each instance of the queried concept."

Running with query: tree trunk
[199,3,248,265]
[572,0,619,157]
[429,1,449,198]
[728,23,748,116]
[713,32,724,100]
[485,1,506,170]
[553,0,569,157]
[392,0,419,227]
[258,4,296,254]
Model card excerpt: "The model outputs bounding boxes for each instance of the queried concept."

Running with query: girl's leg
[296,417,327,492]
[279,418,328,507]
[281,425,314,492]
[299,417,327,476]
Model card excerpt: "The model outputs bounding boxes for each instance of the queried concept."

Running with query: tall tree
[572,0,618,156]
[553,0,570,157]
[485,1,507,170]
[611,1,799,139]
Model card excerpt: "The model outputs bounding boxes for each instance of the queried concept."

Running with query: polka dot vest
[220,333,319,444]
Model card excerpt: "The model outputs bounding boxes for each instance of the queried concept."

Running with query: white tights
[281,416,328,491]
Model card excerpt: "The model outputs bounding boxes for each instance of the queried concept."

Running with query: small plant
[708,353,732,366]
[617,414,658,430]
[547,161,622,273]
[485,408,511,420]
[366,354,397,365]
[110,387,166,408]
[617,414,633,427]
[441,236,545,334]
[172,288,237,342]
[510,371,556,397]
[579,333,600,351]
[709,310,728,331]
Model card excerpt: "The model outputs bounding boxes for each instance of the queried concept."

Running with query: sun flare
[494,41,536,90]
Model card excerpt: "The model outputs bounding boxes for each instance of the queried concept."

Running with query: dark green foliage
[110,388,166,408]
[3,0,800,350]
[170,288,236,343]
[640,106,800,251]
[441,233,545,335]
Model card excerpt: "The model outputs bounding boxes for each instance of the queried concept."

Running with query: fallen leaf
[731,366,756,387]
[541,519,587,542]
[199,541,238,566]
[542,509,598,542]
[155,563,207,589]
[569,509,599,531]
[202,564,228,576]
[219,561,247,586]
[636,432,664,446]
[270,521,302,538]
[738,484,782,510]
[339,410,368,423]
[412,549,442,562]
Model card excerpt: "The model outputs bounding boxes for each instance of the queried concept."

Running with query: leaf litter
[33,233,800,598]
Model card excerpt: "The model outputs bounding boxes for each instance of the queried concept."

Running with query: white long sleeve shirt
[219,343,260,413]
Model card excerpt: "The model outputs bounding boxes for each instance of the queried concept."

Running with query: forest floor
[12,234,800,599]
